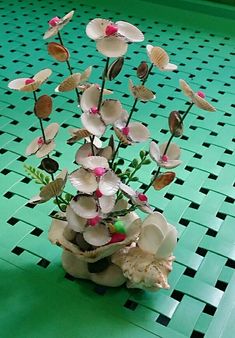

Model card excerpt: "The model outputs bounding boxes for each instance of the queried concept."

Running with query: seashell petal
[138,224,164,254]
[34,95,52,119]
[106,57,124,81]
[29,194,44,204]
[113,198,129,212]
[137,61,148,80]
[86,18,111,40]
[66,205,86,232]
[156,227,177,258]
[59,10,74,29]
[36,140,55,158]
[100,99,122,125]
[44,122,59,141]
[81,112,106,137]
[47,42,70,62]
[81,156,109,170]
[98,145,113,160]
[116,21,144,42]
[25,137,41,156]
[149,141,161,162]
[148,46,169,69]
[75,143,98,165]
[168,111,183,137]
[179,79,194,98]
[99,171,120,196]
[69,168,98,194]
[193,94,216,112]
[164,62,177,71]
[55,73,81,92]
[119,182,136,197]
[96,36,128,58]
[43,26,58,40]
[33,68,52,84]
[153,172,176,190]
[142,212,169,234]
[39,178,64,201]
[99,195,115,213]
[114,127,131,145]
[159,143,180,160]
[161,160,182,169]
[129,79,155,101]
[80,85,100,112]
[83,224,111,246]
[80,66,92,83]
[136,203,153,214]
[67,128,91,145]
[86,136,102,148]
[128,122,150,142]
[70,196,98,218]
[8,78,31,90]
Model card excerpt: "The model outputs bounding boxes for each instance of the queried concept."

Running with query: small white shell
[116,21,144,42]
[36,140,56,158]
[44,123,59,140]
[70,196,98,219]
[86,18,111,40]
[99,171,120,196]
[80,85,100,112]
[159,142,180,160]
[55,73,81,92]
[69,168,98,194]
[81,112,106,137]
[128,122,150,142]
[97,36,128,58]
[75,143,98,165]
[83,224,111,246]
[156,227,178,258]
[81,156,109,170]
[99,195,116,213]
[100,99,122,125]
[138,224,164,254]
[33,68,52,84]
[66,205,87,232]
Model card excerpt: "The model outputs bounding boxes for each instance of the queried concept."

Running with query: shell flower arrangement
[8,11,216,291]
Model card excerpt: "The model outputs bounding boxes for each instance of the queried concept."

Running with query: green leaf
[45,176,50,184]
[64,193,73,202]
[117,158,125,165]
[130,158,139,168]
[130,176,139,182]
[143,159,151,165]
[60,204,67,212]
[140,150,146,159]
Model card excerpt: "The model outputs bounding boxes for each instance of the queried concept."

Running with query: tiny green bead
[114,220,126,234]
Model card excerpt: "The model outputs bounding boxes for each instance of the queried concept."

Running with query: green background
[0,0,235,337]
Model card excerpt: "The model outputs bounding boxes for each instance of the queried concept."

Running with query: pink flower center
[95,189,103,198]
[105,24,118,36]
[138,193,148,202]
[197,91,205,98]
[161,154,169,162]
[37,137,44,146]
[122,127,130,136]
[87,215,101,226]
[89,106,99,115]
[48,16,61,27]
[25,78,35,85]
[109,233,126,244]
[93,167,106,177]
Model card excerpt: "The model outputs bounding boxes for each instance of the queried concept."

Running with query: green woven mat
[0,0,235,337]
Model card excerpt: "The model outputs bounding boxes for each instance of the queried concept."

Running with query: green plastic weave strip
[0,0,235,337]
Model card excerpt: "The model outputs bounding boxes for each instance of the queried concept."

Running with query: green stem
[143,102,194,194]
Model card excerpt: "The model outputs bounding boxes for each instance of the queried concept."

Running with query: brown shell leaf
[106,57,124,81]
[57,74,81,92]
[114,128,131,145]
[98,145,113,160]
[132,85,155,101]
[47,42,70,62]
[67,128,91,145]
[153,172,176,190]
[40,178,64,200]
[34,95,53,119]
[168,111,183,137]
[137,61,148,80]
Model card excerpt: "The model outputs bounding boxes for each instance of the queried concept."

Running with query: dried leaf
[153,172,176,190]
[106,57,124,80]
[34,95,52,119]
[168,111,183,137]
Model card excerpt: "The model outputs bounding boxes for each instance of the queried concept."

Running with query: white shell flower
[138,212,177,258]
[43,10,74,40]
[80,85,122,137]
[146,45,177,71]
[75,142,113,165]
[86,18,144,57]
[25,123,59,158]
[149,141,182,169]
[69,156,120,214]
[114,110,150,144]
[8,69,52,92]
[120,183,153,214]
[179,79,216,112]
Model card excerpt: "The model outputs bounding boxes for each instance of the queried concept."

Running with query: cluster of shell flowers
[8,11,216,291]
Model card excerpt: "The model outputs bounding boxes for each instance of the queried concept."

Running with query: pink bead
[122,127,130,136]
[138,193,148,202]
[25,78,35,85]
[197,91,205,98]
[48,16,61,27]
[87,215,101,226]
[89,106,99,114]
[105,24,118,36]
[109,233,126,244]
[95,189,103,198]
[93,167,106,177]
[37,137,44,146]
[161,154,168,162]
